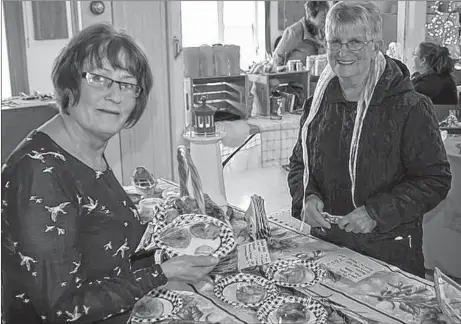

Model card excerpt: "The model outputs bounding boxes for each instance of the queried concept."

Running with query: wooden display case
[247,70,311,116]
[184,75,250,127]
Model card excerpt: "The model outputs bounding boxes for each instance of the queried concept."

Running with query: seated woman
[1,23,218,324]
[288,1,451,278]
[411,42,458,105]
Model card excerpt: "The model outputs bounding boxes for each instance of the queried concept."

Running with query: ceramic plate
[214,273,278,309]
[152,214,236,258]
[123,185,145,205]
[162,188,180,199]
[264,259,326,288]
[131,289,182,323]
[257,295,327,324]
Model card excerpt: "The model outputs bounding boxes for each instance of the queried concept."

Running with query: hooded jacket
[288,56,452,276]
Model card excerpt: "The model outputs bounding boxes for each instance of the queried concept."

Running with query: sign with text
[237,239,272,271]
[318,248,384,283]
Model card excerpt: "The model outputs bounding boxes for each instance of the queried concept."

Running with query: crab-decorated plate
[152,214,236,258]
[131,289,182,323]
[214,273,278,309]
[264,259,326,288]
[257,295,327,324]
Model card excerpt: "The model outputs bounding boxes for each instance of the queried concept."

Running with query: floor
[223,165,292,216]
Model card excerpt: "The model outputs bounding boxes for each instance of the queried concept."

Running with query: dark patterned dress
[2,131,167,323]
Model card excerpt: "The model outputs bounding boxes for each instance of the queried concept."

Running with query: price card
[318,248,384,283]
[237,239,272,271]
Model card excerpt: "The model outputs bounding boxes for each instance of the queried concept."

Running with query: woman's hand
[337,206,377,234]
[303,195,330,229]
[160,255,219,283]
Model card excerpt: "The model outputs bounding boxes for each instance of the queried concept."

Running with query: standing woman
[411,42,458,105]
[1,23,218,324]
[288,2,451,278]
[273,1,330,66]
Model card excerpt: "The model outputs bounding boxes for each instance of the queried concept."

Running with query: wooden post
[397,1,427,73]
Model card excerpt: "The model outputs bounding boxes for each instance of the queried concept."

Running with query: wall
[1,104,58,162]
[269,1,398,54]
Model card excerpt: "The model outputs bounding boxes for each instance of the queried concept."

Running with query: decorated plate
[131,289,183,323]
[152,214,236,258]
[264,259,326,288]
[123,185,145,205]
[257,295,327,324]
[162,188,180,199]
[214,273,278,309]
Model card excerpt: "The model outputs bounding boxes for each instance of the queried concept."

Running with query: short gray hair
[325,1,382,42]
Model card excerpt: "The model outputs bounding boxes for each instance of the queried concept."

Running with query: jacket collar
[324,56,414,105]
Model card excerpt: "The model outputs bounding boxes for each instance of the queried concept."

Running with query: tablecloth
[134,179,454,324]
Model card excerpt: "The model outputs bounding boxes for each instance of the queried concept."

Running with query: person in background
[273,1,330,66]
[2,23,218,324]
[288,1,451,278]
[411,42,458,105]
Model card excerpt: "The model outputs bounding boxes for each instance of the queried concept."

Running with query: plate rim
[131,288,183,323]
[264,259,326,288]
[256,294,328,324]
[153,213,236,258]
[214,273,279,309]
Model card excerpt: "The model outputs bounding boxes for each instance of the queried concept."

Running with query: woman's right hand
[303,195,330,229]
[160,255,219,283]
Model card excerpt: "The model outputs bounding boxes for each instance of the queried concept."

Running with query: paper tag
[318,249,383,283]
[237,239,272,271]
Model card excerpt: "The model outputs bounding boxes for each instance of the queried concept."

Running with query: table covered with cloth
[133,179,454,324]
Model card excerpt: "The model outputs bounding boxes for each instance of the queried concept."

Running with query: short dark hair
[51,23,153,128]
[418,42,454,75]
[305,1,330,18]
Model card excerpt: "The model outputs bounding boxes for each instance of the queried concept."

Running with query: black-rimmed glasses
[82,72,143,98]
[326,39,373,52]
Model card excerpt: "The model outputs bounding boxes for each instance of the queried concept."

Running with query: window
[2,4,11,99]
[181,1,266,71]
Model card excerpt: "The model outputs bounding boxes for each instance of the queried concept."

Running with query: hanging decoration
[425,1,460,46]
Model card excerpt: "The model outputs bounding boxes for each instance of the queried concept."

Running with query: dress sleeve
[365,97,452,232]
[1,157,167,323]
[288,98,323,219]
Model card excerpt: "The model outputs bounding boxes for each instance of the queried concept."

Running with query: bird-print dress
[1,131,167,323]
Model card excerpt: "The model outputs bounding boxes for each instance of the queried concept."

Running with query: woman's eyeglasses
[82,72,143,98]
[326,39,373,52]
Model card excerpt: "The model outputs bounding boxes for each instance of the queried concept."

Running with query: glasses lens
[348,40,364,51]
[327,41,341,51]
[86,73,109,88]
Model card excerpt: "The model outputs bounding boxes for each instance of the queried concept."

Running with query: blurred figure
[273,1,330,66]
[411,42,458,105]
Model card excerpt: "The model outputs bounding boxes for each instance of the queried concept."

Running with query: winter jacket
[411,71,458,105]
[288,56,452,277]
[273,18,326,66]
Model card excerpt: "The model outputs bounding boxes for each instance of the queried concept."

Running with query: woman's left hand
[337,206,377,234]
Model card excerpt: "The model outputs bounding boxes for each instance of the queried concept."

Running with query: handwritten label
[237,239,272,271]
[319,249,383,283]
